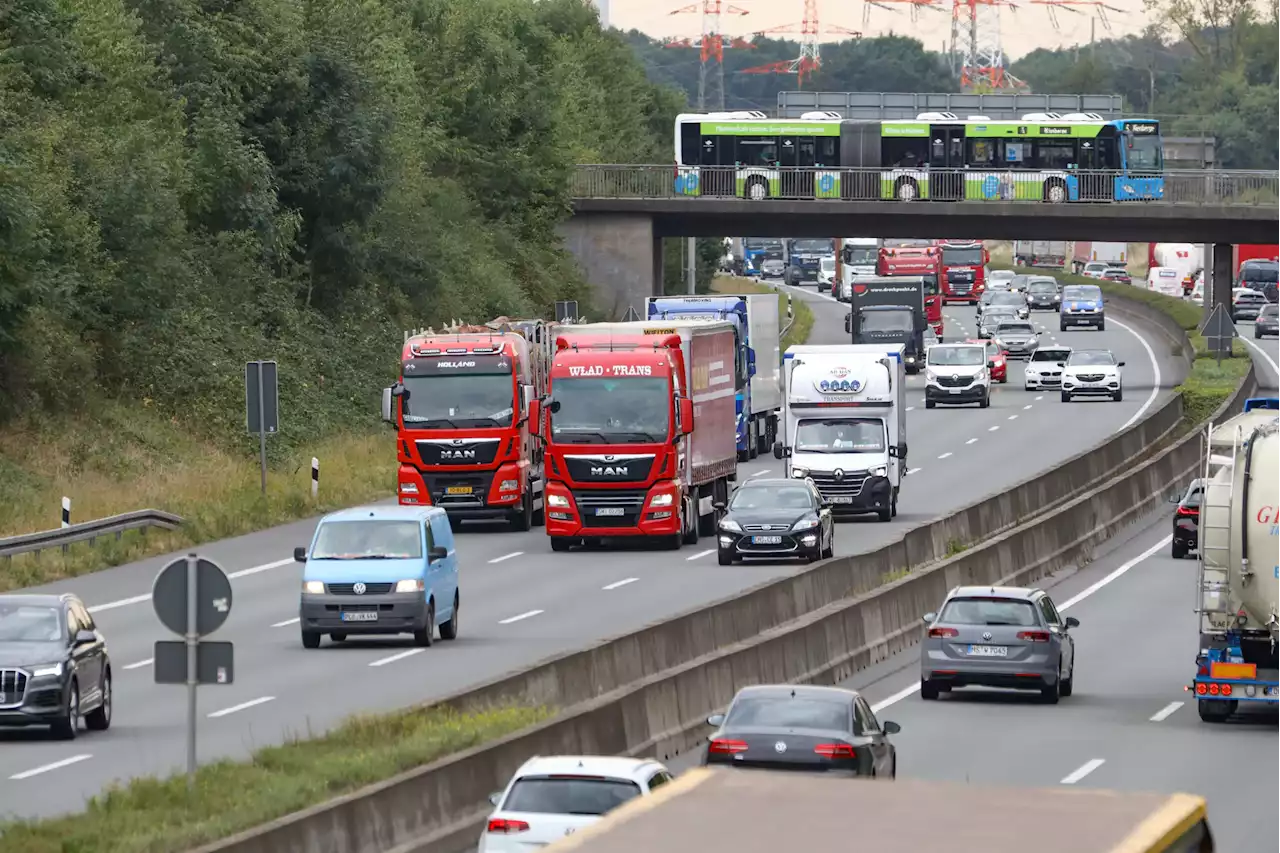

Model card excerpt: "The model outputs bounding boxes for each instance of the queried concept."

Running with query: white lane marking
[906,467,922,475]
[272,617,300,628]
[88,557,295,614]
[369,648,423,667]
[988,425,1000,432]
[498,609,544,625]
[748,470,770,479]
[489,551,523,564]
[686,549,715,561]
[965,438,978,445]
[1035,395,1044,401]
[9,754,93,780]
[123,658,154,670]
[1008,414,1018,421]
[1108,317,1161,434]
[873,533,1174,713]
[1023,404,1033,410]
[1240,337,1279,378]
[1149,701,1184,723]
[906,406,915,412]
[937,452,953,459]
[1060,758,1106,785]
[207,696,275,718]
[603,577,639,590]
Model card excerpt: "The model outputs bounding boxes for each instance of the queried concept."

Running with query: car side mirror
[74,629,96,646]
[882,721,901,735]
[922,611,937,623]
[293,547,307,563]
[1118,361,1126,367]
[527,399,541,437]
[1065,617,1080,629]
[678,396,695,436]
[428,546,448,562]
[488,792,503,807]
[712,500,726,511]
[706,714,725,727]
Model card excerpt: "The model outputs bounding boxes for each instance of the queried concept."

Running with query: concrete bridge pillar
[1210,242,1234,321]
[557,213,661,320]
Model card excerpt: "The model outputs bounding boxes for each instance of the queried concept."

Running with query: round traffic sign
[152,555,233,637]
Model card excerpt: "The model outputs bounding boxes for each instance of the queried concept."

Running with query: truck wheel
[1197,698,1235,722]
[890,490,898,518]
[737,448,749,462]
[681,496,700,545]
[747,422,759,459]
[550,536,572,553]
[509,488,533,532]
[876,505,891,522]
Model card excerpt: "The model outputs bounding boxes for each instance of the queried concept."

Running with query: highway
[664,512,1279,853]
[1239,318,1279,390]
[0,286,1183,819]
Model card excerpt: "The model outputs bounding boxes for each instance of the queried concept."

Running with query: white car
[1060,349,1124,403]
[1023,345,1072,391]
[818,256,837,293]
[987,269,1015,291]
[924,343,991,409]
[1080,262,1110,279]
[478,755,673,852]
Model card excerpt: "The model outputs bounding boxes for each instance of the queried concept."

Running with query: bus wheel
[894,178,918,201]
[746,177,768,201]
[1043,181,1067,203]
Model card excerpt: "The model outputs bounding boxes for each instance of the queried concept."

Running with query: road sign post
[555,300,579,323]
[245,360,279,494]
[152,554,233,789]
[1201,303,1237,366]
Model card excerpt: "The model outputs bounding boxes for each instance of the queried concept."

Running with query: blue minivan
[294,505,459,649]
[1059,283,1105,331]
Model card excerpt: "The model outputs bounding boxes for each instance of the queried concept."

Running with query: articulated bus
[673,110,1164,203]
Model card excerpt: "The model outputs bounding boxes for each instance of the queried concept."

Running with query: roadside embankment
[711,275,814,352]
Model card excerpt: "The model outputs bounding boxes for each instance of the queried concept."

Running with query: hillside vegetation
[0,0,698,572]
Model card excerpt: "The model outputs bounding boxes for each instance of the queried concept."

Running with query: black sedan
[702,684,900,778]
[1255,303,1278,338]
[714,478,834,565]
[0,593,112,739]
[1025,279,1061,311]
[1170,479,1203,559]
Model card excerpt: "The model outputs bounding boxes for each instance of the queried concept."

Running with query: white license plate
[752,535,783,545]
[595,507,625,517]
[830,496,853,504]
[967,644,1008,657]
[341,611,378,622]
[949,388,962,394]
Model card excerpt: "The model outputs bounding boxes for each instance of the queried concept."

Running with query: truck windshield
[745,238,783,251]
[843,245,877,265]
[311,520,422,559]
[1062,285,1101,301]
[941,246,983,266]
[791,239,832,254]
[859,310,913,334]
[550,377,670,443]
[795,418,885,454]
[401,373,513,428]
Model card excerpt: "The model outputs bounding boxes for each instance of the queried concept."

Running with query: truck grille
[807,470,869,497]
[0,669,29,707]
[573,489,649,527]
[327,583,394,595]
[936,375,973,388]
[427,474,490,506]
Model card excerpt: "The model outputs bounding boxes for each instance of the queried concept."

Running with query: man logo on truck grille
[591,466,628,476]
[441,449,476,459]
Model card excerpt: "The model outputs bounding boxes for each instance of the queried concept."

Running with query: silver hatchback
[919,586,1078,704]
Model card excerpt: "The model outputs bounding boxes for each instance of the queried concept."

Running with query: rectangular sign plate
[341,611,379,622]
[967,645,1008,657]
[595,507,625,517]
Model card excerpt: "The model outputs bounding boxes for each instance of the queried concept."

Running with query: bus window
[797,138,816,167]
[968,138,996,166]
[883,137,926,168]
[1037,141,1076,170]
[1124,133,1163,170]
[680,122,702,165]
[738,137,777,168]
[1095,137,1119,170]
[1004,140,1030,167]
[815,136,837,167]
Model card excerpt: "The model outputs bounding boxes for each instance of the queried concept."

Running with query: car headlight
[499,479,518,492]
[399,482,418,494]
[395,578,425,593]
[791,468,808,478]
[303,580,325,594]
[925,370,937,382]
[977,369,988,381]
[791,517,819,531]
[869,465,887,477]
[547,494,570,508]
[31,662,63,678]
[650,493,674,508]
[720,518,742,533]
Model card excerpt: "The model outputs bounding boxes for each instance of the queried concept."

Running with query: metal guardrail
[571,165,1280,207]
[0,510,184,559]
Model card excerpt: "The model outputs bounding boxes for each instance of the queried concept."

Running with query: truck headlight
[303,581,325,594]
[395,579,425,593]
[870,465,887,477]
[649,493,674,508]
[399,483,418,494]
[499,480,518,492]
[547,494,570,508]
[31,663,63,678]
[791,468,808,479]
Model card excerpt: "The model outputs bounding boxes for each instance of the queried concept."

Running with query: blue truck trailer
[647,295,783,461]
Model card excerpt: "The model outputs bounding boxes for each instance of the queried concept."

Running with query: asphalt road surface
[1238,317,1279,391]
[664,512,1278,853]
[0,286,1183,818]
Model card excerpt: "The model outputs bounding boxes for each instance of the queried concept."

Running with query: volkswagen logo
[774,741,787,753]
[833,469,844,480]
[353,583,367,595]
[982,631,992,641]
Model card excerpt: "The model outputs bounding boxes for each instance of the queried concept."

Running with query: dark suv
[1170,480,1203,560]
[0,593,112,739]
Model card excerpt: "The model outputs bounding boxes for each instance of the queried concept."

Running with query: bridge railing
[571,165,1279,206]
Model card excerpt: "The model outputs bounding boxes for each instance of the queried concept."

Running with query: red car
[968,338,1008,383]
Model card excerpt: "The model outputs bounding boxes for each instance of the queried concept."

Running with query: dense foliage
[0,0,686,446]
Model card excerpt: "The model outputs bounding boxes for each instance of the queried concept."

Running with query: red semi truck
[531,321,739,552]
[935,240,989,305]
[877,244,943,339]
[383,319,554,530]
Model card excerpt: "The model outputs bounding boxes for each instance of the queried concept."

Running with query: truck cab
[936,240,988,305]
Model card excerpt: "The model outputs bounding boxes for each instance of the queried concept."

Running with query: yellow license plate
[445,486,472,495]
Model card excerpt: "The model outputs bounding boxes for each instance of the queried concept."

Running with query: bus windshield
[745,238,783,251]
[1126,134,1163,170]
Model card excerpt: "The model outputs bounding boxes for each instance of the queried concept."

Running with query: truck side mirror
[527,399,540,437]
[381,387,394,424]
[678,397,695,435]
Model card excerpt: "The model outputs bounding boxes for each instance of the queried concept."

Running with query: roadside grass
[0,704,551,853]
[712,275,815,351]
[0,400,394,591]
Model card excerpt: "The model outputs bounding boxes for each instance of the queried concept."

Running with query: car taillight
[1017,631,1051,642]
[928,627,958,638]
[1176,505,1199,517]
[708,738,748,755]
[814,743,856,759]
[487,818,530,834]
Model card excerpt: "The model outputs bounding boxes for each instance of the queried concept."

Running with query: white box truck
[774,343,907,522]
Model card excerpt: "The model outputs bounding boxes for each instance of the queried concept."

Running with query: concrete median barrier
[183,321,1228,853]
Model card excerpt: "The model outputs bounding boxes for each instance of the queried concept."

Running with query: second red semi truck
[877,244,943,338]
[532,321,739,552]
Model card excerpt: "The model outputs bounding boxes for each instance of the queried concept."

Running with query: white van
[1147,266,1183,297]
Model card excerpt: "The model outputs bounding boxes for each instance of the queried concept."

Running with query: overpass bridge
[559,164,1278,317]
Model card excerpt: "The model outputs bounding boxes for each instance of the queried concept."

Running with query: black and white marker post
[311,457,319,500]
[61,497,71,553]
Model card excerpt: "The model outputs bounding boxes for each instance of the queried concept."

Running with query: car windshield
[311,520,422,559]
[730,485,815,510]
[1010,275,1029,289]
[940,597,1039,627]
[550,377,671,443]
[1062,285,1101,301]
[1031,349,1070,362]
[1182,481,1203,507]
[990,293,1024,307]
[1029,282,1056,293]
[794,418,885,454]
[929,346,984,366]
[983,311,1016,326]
[821,258,835,271]
[502,777,642,816]
[978,291,998,305]
[726,695,850,730]
[989,270,1014,281]
[1067,351,1116,366]
[997,323,1034,336]
[0,604,62,642]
